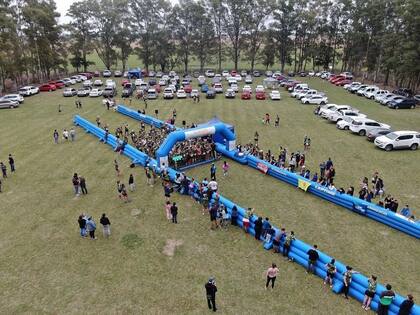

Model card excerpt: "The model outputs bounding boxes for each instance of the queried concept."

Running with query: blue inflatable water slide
[73,114,418,315]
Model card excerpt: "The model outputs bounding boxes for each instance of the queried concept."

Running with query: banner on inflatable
[298,179,311,192]
[257,162,268,174]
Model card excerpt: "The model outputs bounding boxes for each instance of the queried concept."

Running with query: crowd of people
[77,213,111,240]
[0,154,15,193]
[53,128,76,143]
[168,136,217,169]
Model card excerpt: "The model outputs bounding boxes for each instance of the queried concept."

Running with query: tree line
[0,0,419,91]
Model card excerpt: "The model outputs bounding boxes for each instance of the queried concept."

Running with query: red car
[330,75,344,83]
[79,72,93,79]
[49,81,64,89]
[256,91,266,100]
[230,70,237,76]
[184,85,192,93]
[335,79,352,86]
[241,91,251,100]
[154,84,161,93]
[94,71,100,77]
[121,79,130,86]
[39,83,57,92]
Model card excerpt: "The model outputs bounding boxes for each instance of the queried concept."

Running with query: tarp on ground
[128,68,141,79]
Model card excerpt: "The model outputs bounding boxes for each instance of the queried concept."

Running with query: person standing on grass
[265,263,279,289]
[70,128,76,141]
[377,284,395,315]
[254,217,263,240]
[79,176,88,194]
[398,294,414,315]
[1,162,7,178]
[342,266,358,299]
[231,205,238,226]
[324,259,336,288]
[254,131,259,144]
[72,173,80,195]
[222,161,229,176]
[128,174,135,191]
[86,216,97,240]
[164,181,172,201]
[210,163,217,181]
[121,184,129,202]
[362,275,377,310]
[8,154,15,172]
[209,202,218,230]
[114,160,121,177]
[78,215,87,237]
[53,129,59,144]
[63,129,69,141]
[283,231,295,261]
[306,245,319,274]
[100,213,111,238]
[205,277,217,312]
[171,202,178,223]
[165,201,172,220]
[0,178,2,193]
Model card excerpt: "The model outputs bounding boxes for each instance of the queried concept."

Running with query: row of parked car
[286,82,329,105]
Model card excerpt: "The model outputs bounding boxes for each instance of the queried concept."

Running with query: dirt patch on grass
[131,208,142,216]
[162,239,183,257]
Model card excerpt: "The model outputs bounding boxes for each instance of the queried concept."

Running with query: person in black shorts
[324,259,336,288]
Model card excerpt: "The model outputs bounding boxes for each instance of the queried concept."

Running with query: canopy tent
[128,68,142,79]
[263,77,279,89]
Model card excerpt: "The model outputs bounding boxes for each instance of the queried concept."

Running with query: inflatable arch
[155,123,236,167]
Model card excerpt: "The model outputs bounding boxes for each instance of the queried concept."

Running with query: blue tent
[128,68,141,79]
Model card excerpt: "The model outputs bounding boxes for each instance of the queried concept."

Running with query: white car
[289,83,308,92]
[163,88,174,99]
[225,88,235,98]
[349,118,391,136]
[71,75,82,83]
[105,80,116,88]
[297,89,318,100]
[375,131,420,151]
[319,104,355,118]
[1,94,24,103]
[291,87,309,98]
[147,88,157,99]
[266,70,273,77]
[83,80,92,87]
[198,76,206,85]
[245,75,253,84]
[135,79,143,86]
[336,116,356,130]
[169,71,176,77]
[362,86,379,98]
[205,70,215,77]
[214,83,223,93]
[78,75,87,81]
[344,82,361,90]
[301,94,328,105]
[349,84,368,93]
[327,110,366,123]
[255,85,265,93]
[230,83,239,92]
[367,89,388,100]
[222,70,229,77]
[242,85,252,93]
[158,79,167,86]
[162,74,169,81]
[18,86,39,96]
[103,70,112,77]
[89,88,102,97]
[381,94,404,105]
[176,89,187,98]
[168,84,177,93]
[139,82,149,91]
[356,86,370,96]
[270,90,281,100]
[93,79,103,86]
[227,78,237,86]
[191,89,199,98]
[63,77,77,85]
[375,92,393,102]
[308,71,315,76]
[233,74,242,81]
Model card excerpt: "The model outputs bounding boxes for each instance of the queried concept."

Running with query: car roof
[354,117,377,123]
[393,131,419,135]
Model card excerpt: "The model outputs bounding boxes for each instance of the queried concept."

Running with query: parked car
[335,79,352,86]
[375,131,419,151]
[206,89,216,99]
[71,75,82,83]
[0,99,19,109]
[225,88,235,99]
[296,89,317,100]
[63,88,77,97]
[89,88,102,97]
[362,86,380,98]
[114,70,122,77]
[184,85,193,93]
[356,86,370,96]
[49,81,65,89]
[244,75,253,84]
[288,83,307,92]
[375,92,393,103]
[381,94,405,106]
[344,82,361,91]
[222,70,229,77]
[349,84,367,93]
[253,70,261,77]
[214,83,223,93]
[176,89,187,98]
[102,87,117,98]
[291,87,309,98]
[242,85,252,94]
[392,88,413,97]
[366,128,393,142]
[198,75,206,86]
[301,94,328,105]
[19,86,38,96]
[270,90,281,100]
[148,71,156,77]
[414,95,420,104]
[388,98,417,109]
[256,85,265,93]
[190,89,199,98]
[0,94,24,103]
[158,79,167,86]
[77,88,90,97]
[256,91,266,100]
[94,79,103,86]
[327,110,366,123]
[201,84,209,93]
[122,83,135,98]
[39,83,57,92]
[336,116,356,130]
[366,89,388,100]
[241,91,251,100]
[103,70,112,77]
[230,83,239,92]
[319,104,357,118]
[205,70,215,77]
[266,70,273,77]
[349,118,390,136]
[308,70,315,76]
[147,88,157,99]
[163,88,174,99]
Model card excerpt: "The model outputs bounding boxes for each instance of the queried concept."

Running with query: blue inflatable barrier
[117,105,180,130]
[74,115,418,315]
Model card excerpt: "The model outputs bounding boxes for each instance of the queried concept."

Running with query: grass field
[0,75,418,314]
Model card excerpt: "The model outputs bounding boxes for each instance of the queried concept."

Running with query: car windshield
[385,132,398,140]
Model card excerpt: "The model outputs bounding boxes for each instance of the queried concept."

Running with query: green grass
[0,76,418,314]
